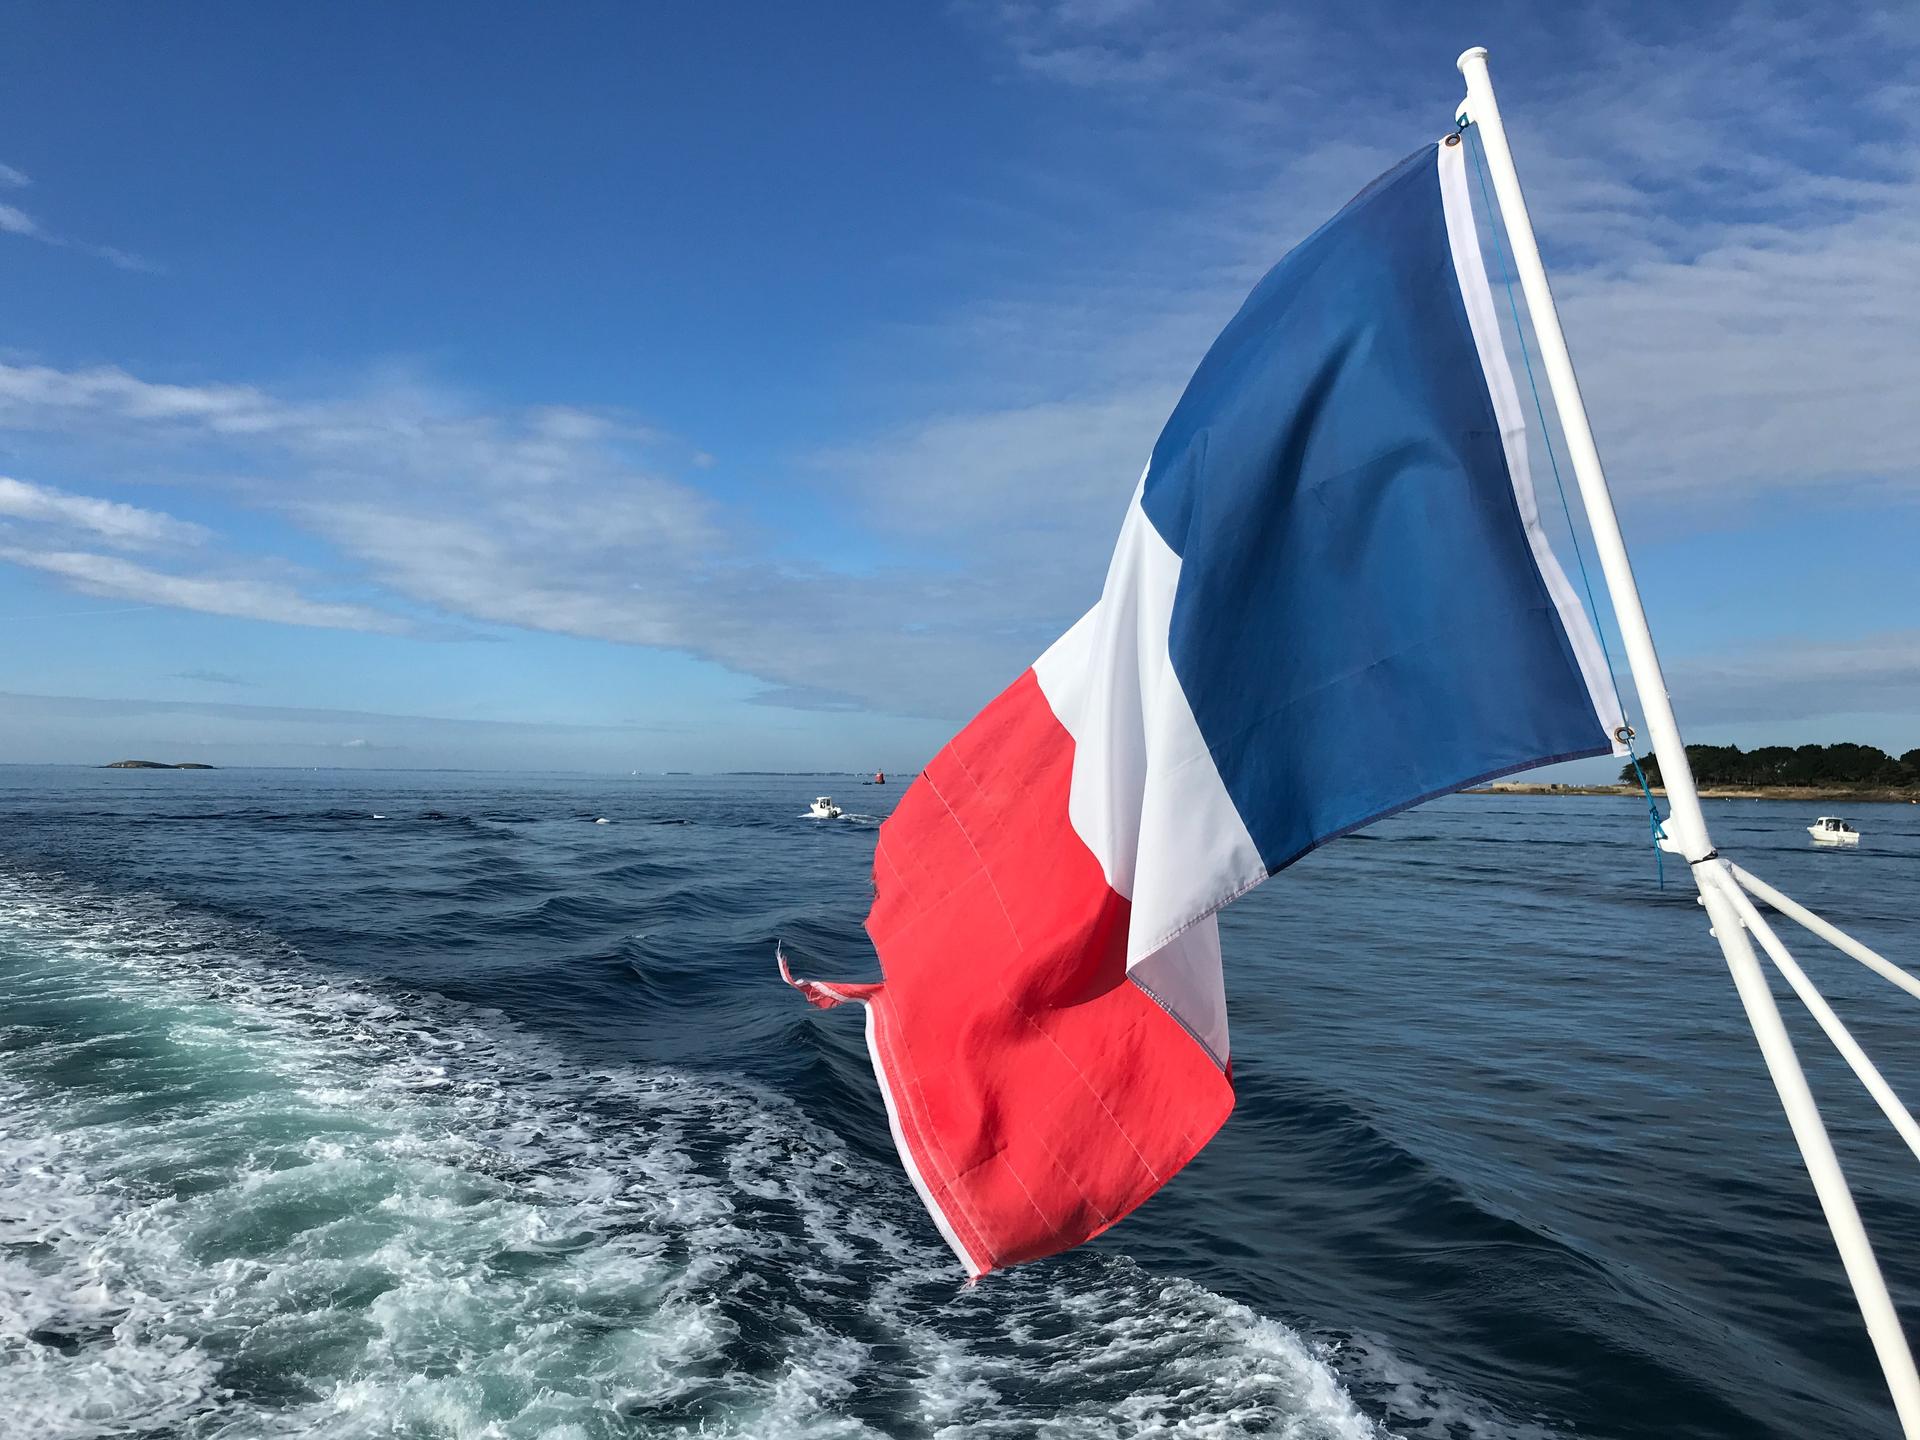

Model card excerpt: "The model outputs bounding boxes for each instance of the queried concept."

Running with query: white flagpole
[1455,45,1920,1437]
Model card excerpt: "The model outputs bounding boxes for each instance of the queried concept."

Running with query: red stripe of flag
[786,668,1234,1273]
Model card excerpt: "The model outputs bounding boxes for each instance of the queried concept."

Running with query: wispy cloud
[816,385,1171,624]
[0,203,45,238]
[173,668,254,687]
[806,2,1920,728]
[0,546,409,635]
[0,475,209,549]
[0,161,156,272]
[0,471,395,636]
[0,359,1044,716]
[0,364,276,430]
[933,3,1920,511]
[1672,631,1920,727]
[0,8,1914,736]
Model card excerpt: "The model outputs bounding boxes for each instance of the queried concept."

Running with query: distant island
[1472,742,1919,803]
[103,760,218,770]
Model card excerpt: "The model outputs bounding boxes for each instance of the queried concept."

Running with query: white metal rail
[1455,46,1920,1437]
[1733,862,1920,1002]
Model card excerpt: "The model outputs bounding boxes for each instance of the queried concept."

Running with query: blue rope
[1460,121,1668,885]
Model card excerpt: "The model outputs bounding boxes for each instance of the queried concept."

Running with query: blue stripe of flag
[1139,143,1609,874]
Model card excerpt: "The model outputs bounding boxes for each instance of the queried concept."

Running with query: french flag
[784,138,1624,1276]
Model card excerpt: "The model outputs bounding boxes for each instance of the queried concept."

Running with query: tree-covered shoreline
[1624,743,1920,790]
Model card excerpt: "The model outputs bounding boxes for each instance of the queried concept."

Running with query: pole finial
[1456,45,1489,74]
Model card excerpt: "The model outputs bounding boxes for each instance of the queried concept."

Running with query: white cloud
[86,244,160,274]
[822,387,1167,540]
[930,3,1920,513]
[0,5,1913,735]
[800,2,1920,728]
[0,202,44,237]
[1672,631,1920,726]
[0,475,210,549]
[0,359,1046,716]
[0,363,275,429]
[0,169,154,271]
[0,547,409,635]
[1552,208,1920,501]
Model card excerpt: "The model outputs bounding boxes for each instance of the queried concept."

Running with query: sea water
[1,767,1915,1438]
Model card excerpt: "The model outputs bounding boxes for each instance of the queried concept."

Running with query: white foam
[1333,1332,1569,1440]
[0,867,1404,1439]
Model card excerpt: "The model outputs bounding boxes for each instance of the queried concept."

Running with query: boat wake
[0,868,1384,1439]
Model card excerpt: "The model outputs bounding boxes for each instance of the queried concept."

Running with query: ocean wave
[0,868,1386,1439]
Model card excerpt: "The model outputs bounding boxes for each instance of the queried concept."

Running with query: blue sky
[1,2,1915,773]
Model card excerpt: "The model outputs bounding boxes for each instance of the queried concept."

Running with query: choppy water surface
[2,768,1916,1438]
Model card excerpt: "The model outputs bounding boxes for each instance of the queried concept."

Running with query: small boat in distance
[806,797,843,820]
[1809,816,1861,847]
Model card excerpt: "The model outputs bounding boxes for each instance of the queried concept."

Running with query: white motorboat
[806,796,843,820]
[1808,816,1860,847]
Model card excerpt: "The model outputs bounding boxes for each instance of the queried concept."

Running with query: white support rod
[1731,862,1920,1003]
[1719,877,1920,1166]
[1698,866,1920,1434]
[1455,46,1920,1436]
[1453,47,1711,864]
